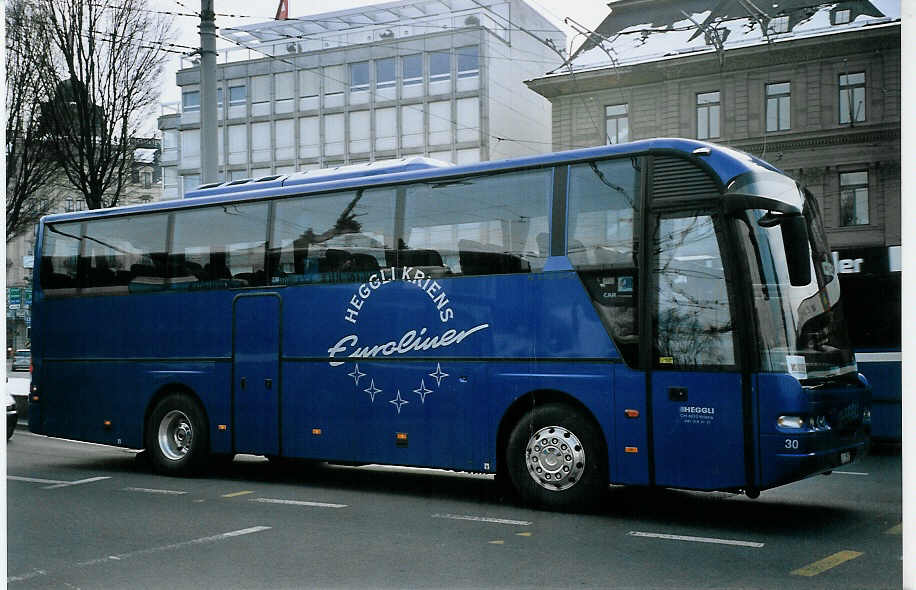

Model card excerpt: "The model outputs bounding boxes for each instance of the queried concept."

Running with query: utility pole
[199,0,219,184]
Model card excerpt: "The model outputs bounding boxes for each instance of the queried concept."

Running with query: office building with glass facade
[158,0,564,199]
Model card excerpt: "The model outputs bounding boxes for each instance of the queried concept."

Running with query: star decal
[413,379,433,403]
[363,379,382,403]
[389,390,409,414]
[429,362,449,387]
[347,363,366,385]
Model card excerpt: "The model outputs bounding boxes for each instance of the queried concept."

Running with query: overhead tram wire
[464,0,612,149]
[25,21,189,55]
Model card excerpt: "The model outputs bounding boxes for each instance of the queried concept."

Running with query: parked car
[7,391,17,439]
[11,349,30,372]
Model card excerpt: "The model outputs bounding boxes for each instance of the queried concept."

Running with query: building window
[769,15,789,33]
[401,104,424,149]
[251,75,271,116]
[840,171,869,226]
[376,57,395,89]
[141,171,153,189]
[182,174,201,197]
[182,90,200,113]
[429,51,450,83]
[251,122,271,163]
[402,54,422,86]
[766,82,791,131]
[605,104,629,144]
[428,100,451,146]
[456,98,479,143]
[163,130,178,150]
[832,8,851,25]
[275,72,295,100]
[839,72,866,124]
[350,61,369,92]
[457,46,479,78]
[229,85,246,106]
[696,91,720,139]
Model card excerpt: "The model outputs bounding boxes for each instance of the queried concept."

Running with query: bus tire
[145,393,209,476]
[506,403,607,510]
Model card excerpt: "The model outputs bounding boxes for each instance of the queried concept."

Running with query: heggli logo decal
[327,268,489,414]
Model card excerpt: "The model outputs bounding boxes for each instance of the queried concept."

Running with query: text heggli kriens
[328,265,490,366]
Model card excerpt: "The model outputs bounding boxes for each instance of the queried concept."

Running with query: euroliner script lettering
[328,324,489,366]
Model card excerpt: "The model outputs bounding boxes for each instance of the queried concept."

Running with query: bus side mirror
[780,215,811,287]
[756,211,811,286]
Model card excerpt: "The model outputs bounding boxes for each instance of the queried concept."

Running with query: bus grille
[651,156,719,200]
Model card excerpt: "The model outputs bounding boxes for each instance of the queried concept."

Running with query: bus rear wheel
[506,404,607,510]
[145,393,209,476]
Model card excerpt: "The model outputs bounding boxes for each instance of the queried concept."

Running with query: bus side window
[271,188,395,285]
[79,214,169,295]
[171,202,269,290]
[41,222,82,295]
[567,158,641,366]
[401,168,551,276]
[652,214,736,368]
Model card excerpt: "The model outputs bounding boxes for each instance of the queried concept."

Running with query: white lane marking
[74,526,272,567]
[432,513,532,526]
[8,475,111,489]
[8,476,70,485]
[15,430,141,451]
[123,487,188,495]
[627,531,765,548]
[43,476,111,490]
[833,471,869,476]
[8,569,48,583]
[8,527,272,583]
[250,497,347,508]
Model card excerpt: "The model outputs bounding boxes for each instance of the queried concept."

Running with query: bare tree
[6,0,59,237]
[35,0,172,210]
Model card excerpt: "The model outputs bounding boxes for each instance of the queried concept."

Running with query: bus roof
[40,138,780,225]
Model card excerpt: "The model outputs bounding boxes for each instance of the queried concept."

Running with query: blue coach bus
[833,246,901,441]
[30,139,869,509]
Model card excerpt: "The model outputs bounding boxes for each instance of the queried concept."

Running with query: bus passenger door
[233,294,281,455]
[647,212,746,490]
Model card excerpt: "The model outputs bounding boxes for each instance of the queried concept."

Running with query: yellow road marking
[885,523,902,535]
[488,540,504,545]
[791,551,863,577]
[516,532,532,537]
[221,490,255,498]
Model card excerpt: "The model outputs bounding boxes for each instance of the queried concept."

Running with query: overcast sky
[147,0,614,129]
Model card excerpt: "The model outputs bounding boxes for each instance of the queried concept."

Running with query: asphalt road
[6,431,902,589]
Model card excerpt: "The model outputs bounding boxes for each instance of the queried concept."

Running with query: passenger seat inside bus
[458,239,530,276]
[384,248,450,276]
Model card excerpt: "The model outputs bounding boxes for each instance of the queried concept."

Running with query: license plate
[841,451,852,464]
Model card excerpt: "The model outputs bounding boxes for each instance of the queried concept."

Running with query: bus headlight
[777,415,804,429]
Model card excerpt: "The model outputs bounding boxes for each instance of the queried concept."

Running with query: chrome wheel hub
[158,410,194,461]
[525,425,585,491]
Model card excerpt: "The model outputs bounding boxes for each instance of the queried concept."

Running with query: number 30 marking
[785,439,799,450]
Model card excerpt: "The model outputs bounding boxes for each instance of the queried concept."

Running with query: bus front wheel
[506,404,607,510]
[145,393,209,476]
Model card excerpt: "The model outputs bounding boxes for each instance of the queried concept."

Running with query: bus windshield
[729,170,857,382]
